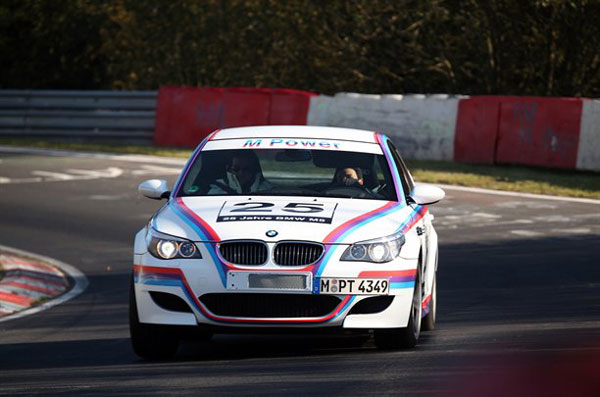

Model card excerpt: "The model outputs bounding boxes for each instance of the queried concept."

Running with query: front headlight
[340,232,405,263]
[146,228,202,260]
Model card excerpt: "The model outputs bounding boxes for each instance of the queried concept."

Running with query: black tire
[421,274,436,331]
[129,275,180,359]
[374,268,422,349]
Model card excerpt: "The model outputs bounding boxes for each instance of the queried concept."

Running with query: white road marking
[509,219,534,224]
[88,194,130,201]
[439,184,600,205]
[472,212,502,219]
[511,230,545,237]
[496,201,557,210]
[67,168,123,178]
[532,215,573,223]
[131,164,182,176]
[31,171,77,180]
[554,228,592,234]
[2,167,124,184]
[442,215,462,220]
[0,176,43,184]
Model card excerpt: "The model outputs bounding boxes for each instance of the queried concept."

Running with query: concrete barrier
[154,87,315,147]
[454,97,500,165]
[495,97,582,169]
[577,99,600,172]
[307,93,463,161]
[453,96,600,171]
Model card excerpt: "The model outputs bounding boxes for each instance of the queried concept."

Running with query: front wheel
[374,268,422,349]
[129,275,180,359]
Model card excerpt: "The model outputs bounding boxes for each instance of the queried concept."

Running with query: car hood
[153,196,417,244]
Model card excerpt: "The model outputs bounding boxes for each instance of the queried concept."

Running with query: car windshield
[178,148,398,201]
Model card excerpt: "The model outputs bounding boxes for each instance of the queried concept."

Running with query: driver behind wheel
[334,167,364,187]
[208,151,273,194]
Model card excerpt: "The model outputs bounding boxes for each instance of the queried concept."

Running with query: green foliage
[1,0,599,96]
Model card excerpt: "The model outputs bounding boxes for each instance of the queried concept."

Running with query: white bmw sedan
[131,126,444,358]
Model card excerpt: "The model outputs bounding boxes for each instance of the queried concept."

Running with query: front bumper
[133,257,417,330]
[133,227,418,329]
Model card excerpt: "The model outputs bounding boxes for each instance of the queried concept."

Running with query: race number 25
[217,201,337,223]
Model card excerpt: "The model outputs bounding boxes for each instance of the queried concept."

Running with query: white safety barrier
[308,93,466,161]
[577,99,600,172]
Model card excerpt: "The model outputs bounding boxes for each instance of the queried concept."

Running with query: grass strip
[406,160,600,200]
[1,138,598,200]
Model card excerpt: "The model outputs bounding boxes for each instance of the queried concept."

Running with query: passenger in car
[208,151,273,194]
[334,167,365,187]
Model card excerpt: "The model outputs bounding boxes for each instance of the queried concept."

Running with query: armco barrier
[495,97,583,169]
[154,87,315,147]
[0,90,156,140]
[307,93,463,161]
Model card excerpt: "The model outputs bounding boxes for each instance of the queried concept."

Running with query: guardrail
[0,90,156,141]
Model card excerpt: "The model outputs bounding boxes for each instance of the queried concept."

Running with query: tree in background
[1,0,599,97]
[0,0,106,89]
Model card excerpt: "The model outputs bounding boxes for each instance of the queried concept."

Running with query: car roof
[211,125,379,144]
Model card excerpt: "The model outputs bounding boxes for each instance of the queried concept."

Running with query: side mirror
[139,179,171,200]
[409,183,445,205]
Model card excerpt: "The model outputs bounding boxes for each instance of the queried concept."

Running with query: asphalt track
[1,149,599,395]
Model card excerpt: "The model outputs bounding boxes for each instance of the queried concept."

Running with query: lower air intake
[150,291,193,313]
[347,295,394,315]
[199,293,342,318]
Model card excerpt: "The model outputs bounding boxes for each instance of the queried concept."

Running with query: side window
[386,141,413,198]
[394,148,415,192]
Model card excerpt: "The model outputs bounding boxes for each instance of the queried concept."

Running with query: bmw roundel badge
[266,230,278,238]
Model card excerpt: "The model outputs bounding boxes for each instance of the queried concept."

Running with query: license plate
[315,278,389,295]
[228,271,312,292]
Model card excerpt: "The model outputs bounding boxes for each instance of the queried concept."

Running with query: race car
[131,125,444,358]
